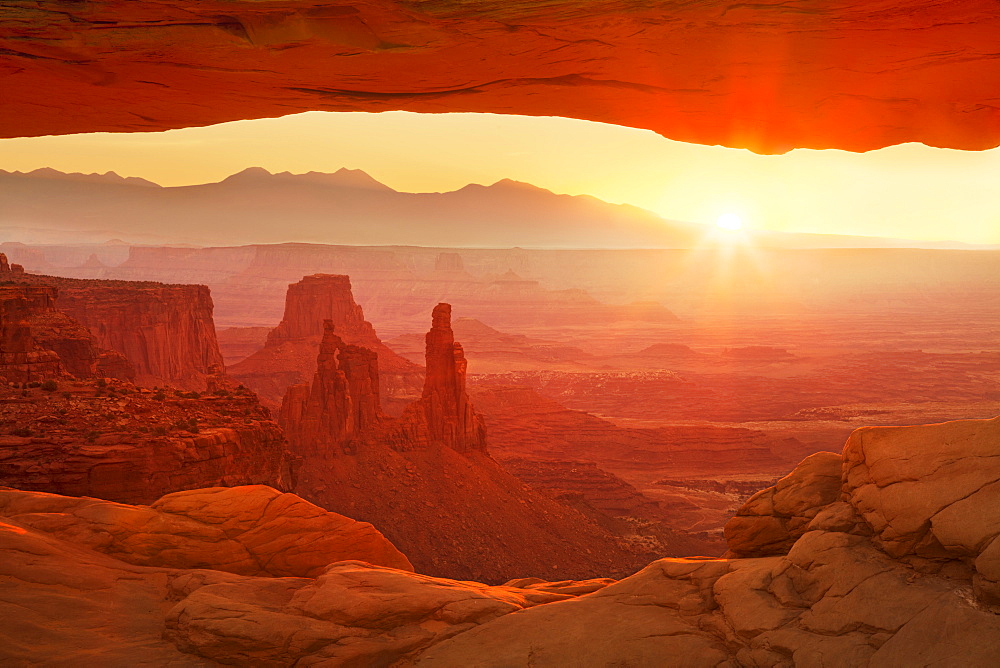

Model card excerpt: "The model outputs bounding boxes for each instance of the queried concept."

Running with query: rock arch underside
[3,0,1000,153]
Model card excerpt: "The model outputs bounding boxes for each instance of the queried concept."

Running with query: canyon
[277,299,702,582]
[1,244,998,661]
[4,417,1000,665]
[3,1,1000,661]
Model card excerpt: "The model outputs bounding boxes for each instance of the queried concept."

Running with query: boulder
[0,485,412,576]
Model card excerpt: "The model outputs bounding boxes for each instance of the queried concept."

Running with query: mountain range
[1,167,991,250]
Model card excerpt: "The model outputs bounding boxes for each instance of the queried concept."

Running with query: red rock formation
[3,1,1000,153]
[281,302,646,582]
[7,419,1000,665]
[417,303,486,454]
[0,283,136,382]
[0,287,62,382]
[2,269,222,389]
[280,304,483,457]
[231,273,421,410]
[49,278,226,390]
[0,378,295,504]
[279,320,381,455]
[267,275,374,346]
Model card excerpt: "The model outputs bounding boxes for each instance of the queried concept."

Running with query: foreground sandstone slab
[0,485,412,576]
[0,486,578,666]
[416,417,1000,666]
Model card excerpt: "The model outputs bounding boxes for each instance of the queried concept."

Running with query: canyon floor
[1,242,998,664]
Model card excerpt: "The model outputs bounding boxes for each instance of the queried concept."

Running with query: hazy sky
[2,111,999,244]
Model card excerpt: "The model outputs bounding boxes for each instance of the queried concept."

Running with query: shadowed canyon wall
[4,1,1000,152]
[3,272,227,390]
[0,256,135,382]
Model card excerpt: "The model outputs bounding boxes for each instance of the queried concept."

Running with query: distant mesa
[721,345,796,360]
[229,273,422,410]
[434,252,465,272]
[80,253,105,269]
[637,342,700,357]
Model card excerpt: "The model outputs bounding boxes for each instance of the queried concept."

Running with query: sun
[716,213,743,231]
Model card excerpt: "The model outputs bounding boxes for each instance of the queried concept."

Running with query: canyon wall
[0,257,135,382]
[20,275,225,390]
[0,285,62,383]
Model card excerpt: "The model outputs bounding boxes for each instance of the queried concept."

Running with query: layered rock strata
[0,281,135,382]
[3,272,224,390]
[0,379,295,504]
[0,286,61,382]
[54,280,226,390]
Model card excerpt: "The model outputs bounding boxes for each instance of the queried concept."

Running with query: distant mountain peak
[222,167,273,182]
[457,178,552,195]
[490,178,546,191]
[13,167,161,187]
[220,167,394,192]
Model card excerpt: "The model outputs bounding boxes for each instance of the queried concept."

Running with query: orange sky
[2,111,999,244]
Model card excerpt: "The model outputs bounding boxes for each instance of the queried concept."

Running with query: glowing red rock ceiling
[2,0,1000,152]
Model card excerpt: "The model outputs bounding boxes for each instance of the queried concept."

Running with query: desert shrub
[11,427,32,437]
[85,430,99,443]
[96,378,107,389]
[153,426,167,436]
[153,391,166,401]
[41,380,58,392]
